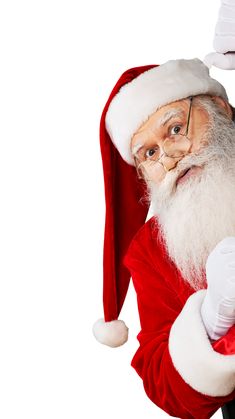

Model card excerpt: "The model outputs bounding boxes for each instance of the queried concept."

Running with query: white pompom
[92,318,129,348]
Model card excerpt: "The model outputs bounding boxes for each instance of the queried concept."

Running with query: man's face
[130,95,235,291]
[131,96,210,186]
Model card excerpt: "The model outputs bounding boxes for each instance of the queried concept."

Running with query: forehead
[131,98,188,149]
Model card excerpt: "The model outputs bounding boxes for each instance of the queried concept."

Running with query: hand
[201,237,235,340]
[203,0,235,70]
[213,0,235,55]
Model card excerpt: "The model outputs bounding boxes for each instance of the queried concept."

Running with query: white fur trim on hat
[92,318,129,348]
[169,289,235,397]
[105,58,228,166]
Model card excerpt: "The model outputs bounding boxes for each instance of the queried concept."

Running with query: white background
[0,0,235,418]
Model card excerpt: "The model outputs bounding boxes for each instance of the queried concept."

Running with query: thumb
[203,52,235,70]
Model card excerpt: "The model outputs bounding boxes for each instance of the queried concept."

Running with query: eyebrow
[158,108,184,127]
[132,143,143,155]
[131,108,184,156]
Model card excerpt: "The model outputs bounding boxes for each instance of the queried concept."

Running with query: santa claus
[93,4,235,419]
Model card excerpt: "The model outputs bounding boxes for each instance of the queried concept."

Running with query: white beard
[148,111,235,290]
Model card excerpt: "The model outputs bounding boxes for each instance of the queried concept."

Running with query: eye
[145,148,157,159]
[170,125,181,135]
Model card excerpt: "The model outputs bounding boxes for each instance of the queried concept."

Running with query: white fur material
[105,58,228,166]
[92,318,128,348]
[169,289,235,396]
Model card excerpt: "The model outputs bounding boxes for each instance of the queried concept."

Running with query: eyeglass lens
[135,96,193,181]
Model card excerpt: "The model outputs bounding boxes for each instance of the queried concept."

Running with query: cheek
[191,130,210,152]
[144,168,165,185]
[143,172,160,185]
[189,107,209,141]
[190,122,209,151]
[191,137,205,152]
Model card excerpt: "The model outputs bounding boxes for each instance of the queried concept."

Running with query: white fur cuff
[169,290,235,396]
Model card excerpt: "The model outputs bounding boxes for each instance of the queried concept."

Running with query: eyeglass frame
[133,95,194,180]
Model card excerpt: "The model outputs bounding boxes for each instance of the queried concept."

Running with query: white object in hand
[200,237,235,341]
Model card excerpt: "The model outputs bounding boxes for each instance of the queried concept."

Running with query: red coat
[123,216,235,419]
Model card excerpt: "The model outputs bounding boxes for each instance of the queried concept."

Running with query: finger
[220,247,235,254]
[228,261,235,268]
[203,52,235,70]
[215,239,235,254]
[203,52,215,69]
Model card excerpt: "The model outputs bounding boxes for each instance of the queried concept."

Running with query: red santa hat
[92,58,228,348]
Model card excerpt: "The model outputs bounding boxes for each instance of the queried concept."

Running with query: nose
[159,154,182,172]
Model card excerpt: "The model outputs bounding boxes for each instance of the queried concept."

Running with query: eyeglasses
[133,96,194,181]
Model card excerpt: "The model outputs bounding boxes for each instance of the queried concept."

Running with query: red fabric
[100,65,158,322]
[123,216,235,419]
[212,324,235,354]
